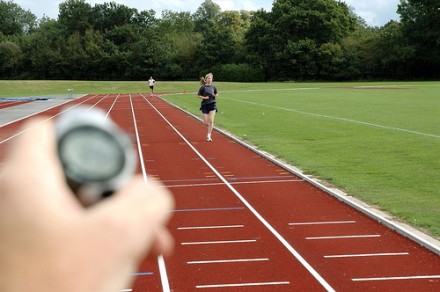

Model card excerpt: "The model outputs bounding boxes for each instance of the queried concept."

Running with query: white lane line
[324,252,409,258]
[352,275,440,282]
[289,221,356,226]
[129,95,148,182]
[306,235,381,240]
[196,281,290,289]
[188,258,269,264]
[178,225,244,230]
[131,94,170,292]
[143,94,335,292]
[157,255,170,292]
[353,85,412,88]
[105,93,120,119]
[182,239,257,246]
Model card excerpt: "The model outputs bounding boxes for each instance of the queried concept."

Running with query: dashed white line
[352,275,440,282]
[188,258,269,264]
[289,221,356,226]
[325,252,409,258]
[306,235,381,240]
[196,281,291,289]
[182,239,257,245]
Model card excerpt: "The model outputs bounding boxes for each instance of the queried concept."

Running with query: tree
[158,11,201,79]
[245,9,276,78]
[23,19,65,79]
[58,0,92,35]
[271,0,355,44]
[398,0,440,78]
[0,40,23,77]
[91,2,138,32]
[195,19,236,72]
[193,0,222,32]
[219,10,252,63]
[0,0,37,35]
[246,0,356,80]
[370,21,415,79]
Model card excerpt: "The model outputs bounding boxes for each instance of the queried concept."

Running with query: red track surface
[1,93,439,291]
[0,100,32,109]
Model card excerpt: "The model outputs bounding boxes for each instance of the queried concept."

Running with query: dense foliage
[0,0,439,81]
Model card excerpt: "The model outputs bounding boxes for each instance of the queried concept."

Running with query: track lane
[130,94,330,291]
[134,94,440,291]
[0,93,439,291]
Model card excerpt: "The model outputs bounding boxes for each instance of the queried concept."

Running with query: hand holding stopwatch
[56,107,137,206]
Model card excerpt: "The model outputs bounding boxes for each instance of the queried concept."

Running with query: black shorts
[200,102,217,114]
[149,86,154,89]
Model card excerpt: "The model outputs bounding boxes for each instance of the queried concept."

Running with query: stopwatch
[56,107,137,206]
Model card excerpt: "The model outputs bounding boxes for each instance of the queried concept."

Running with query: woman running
[197,73,218,142]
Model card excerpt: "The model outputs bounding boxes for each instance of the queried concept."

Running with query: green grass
[2,80,439,239]
[0,80,197,97]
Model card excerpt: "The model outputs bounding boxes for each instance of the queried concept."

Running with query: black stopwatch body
[56,107,137,206]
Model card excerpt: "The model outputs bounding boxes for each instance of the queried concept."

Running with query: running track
[0,99,32,109]
[0,93,439,291]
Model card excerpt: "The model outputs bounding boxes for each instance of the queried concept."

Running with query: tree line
[0,0,439,82]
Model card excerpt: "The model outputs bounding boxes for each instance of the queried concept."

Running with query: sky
[13,0,400,27]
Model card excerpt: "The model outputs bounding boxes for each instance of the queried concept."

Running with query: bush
[214,63,265,82]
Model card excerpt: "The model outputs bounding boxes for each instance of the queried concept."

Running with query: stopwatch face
[58,126,125,182]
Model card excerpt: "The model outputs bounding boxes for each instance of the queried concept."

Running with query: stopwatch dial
[58,126,125,182]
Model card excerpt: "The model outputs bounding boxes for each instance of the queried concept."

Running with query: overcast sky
[13,0,400,27]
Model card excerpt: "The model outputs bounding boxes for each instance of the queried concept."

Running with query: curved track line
[141,94,336,292]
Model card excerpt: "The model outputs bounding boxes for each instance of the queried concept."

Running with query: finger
[90,177,174,258]
[150,226,175,257]
[1,118,79,211]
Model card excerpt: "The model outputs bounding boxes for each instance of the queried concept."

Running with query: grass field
[1,80,439,239]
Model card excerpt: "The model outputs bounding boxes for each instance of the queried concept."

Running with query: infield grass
[1,80,439,239]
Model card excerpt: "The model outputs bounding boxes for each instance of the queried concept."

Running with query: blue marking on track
[0,97,50,101]
[131,272,154,276]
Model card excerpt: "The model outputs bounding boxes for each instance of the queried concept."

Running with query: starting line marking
[182,239,257,246]
[352,275,440,282]
[196,281,291,289]
[188,258,269,264]
[324,252,409,258]
[306,235,381,240]
[289,221,356,226]
[178,225,244,230]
